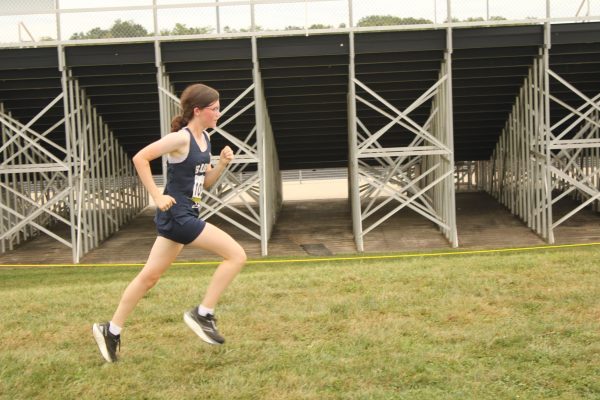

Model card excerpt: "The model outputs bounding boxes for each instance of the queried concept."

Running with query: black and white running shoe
[92,322,120,363]
[183,308,225,345]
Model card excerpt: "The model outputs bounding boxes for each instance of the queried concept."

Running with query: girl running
[93,83,247,363]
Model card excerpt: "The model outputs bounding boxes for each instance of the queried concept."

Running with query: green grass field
[1,246,599,399]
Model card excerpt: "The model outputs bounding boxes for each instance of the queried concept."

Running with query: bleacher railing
[1,0,599,47]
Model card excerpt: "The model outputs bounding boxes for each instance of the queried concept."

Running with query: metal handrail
[1,0,599,48]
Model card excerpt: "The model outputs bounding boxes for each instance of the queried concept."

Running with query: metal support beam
[252,36,283,256]
[0,47,146,263]
[199,76,280,254]
[62,67,146,262]
[545,68,600,230]
[156,45,281,255]
[0,90,72,256]
[485,52,554,241]
[485,2,599,242]
[348,28,364,251]
[347,8,458,250]
[155,41,173,184]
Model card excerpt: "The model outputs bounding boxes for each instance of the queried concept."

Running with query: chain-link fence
[0,0,598,46]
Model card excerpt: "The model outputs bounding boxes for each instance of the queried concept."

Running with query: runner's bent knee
[233,247,247,266]
[223,243,246,266]
[136,273,161,290]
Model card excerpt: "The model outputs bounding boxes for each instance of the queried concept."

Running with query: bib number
[192,174,205,208]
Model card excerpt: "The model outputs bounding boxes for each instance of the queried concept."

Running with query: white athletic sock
[198,305,214,317]
[108,321,122,336]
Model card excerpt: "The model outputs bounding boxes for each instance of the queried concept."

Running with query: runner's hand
[155,194,176,211]
[219,146,234,166]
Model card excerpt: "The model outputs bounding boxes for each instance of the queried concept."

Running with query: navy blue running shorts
[155,209,206,245]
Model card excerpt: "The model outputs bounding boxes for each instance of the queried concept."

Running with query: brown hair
[170,83,219,132]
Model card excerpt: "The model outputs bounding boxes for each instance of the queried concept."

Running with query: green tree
[464,15,506,22]
[70,27,110,40]
[357,15,433,27]
[161,23,213,36]
[69,19,149,40]
[110,19,149,38]
[285,23,337,30]
[223,25,262,33]
[309,24,333,29]
[450,16,507,23]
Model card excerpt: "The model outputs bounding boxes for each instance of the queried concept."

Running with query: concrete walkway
[1,192,599,265]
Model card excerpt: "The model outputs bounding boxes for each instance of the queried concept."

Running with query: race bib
[192,164,208,208]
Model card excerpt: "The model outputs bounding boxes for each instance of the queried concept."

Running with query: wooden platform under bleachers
[1,192,599,265]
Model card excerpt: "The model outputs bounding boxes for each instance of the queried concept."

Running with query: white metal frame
[0,46,146,263]
[61,49,147,262]
[485,1,599,242]
[546,70,600,229]
[454,161,482,192]
[154,39,281,255]
[348,0,458,251]
[486,50,555,242]
[0,95,73,253]
[2,0,600,261]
